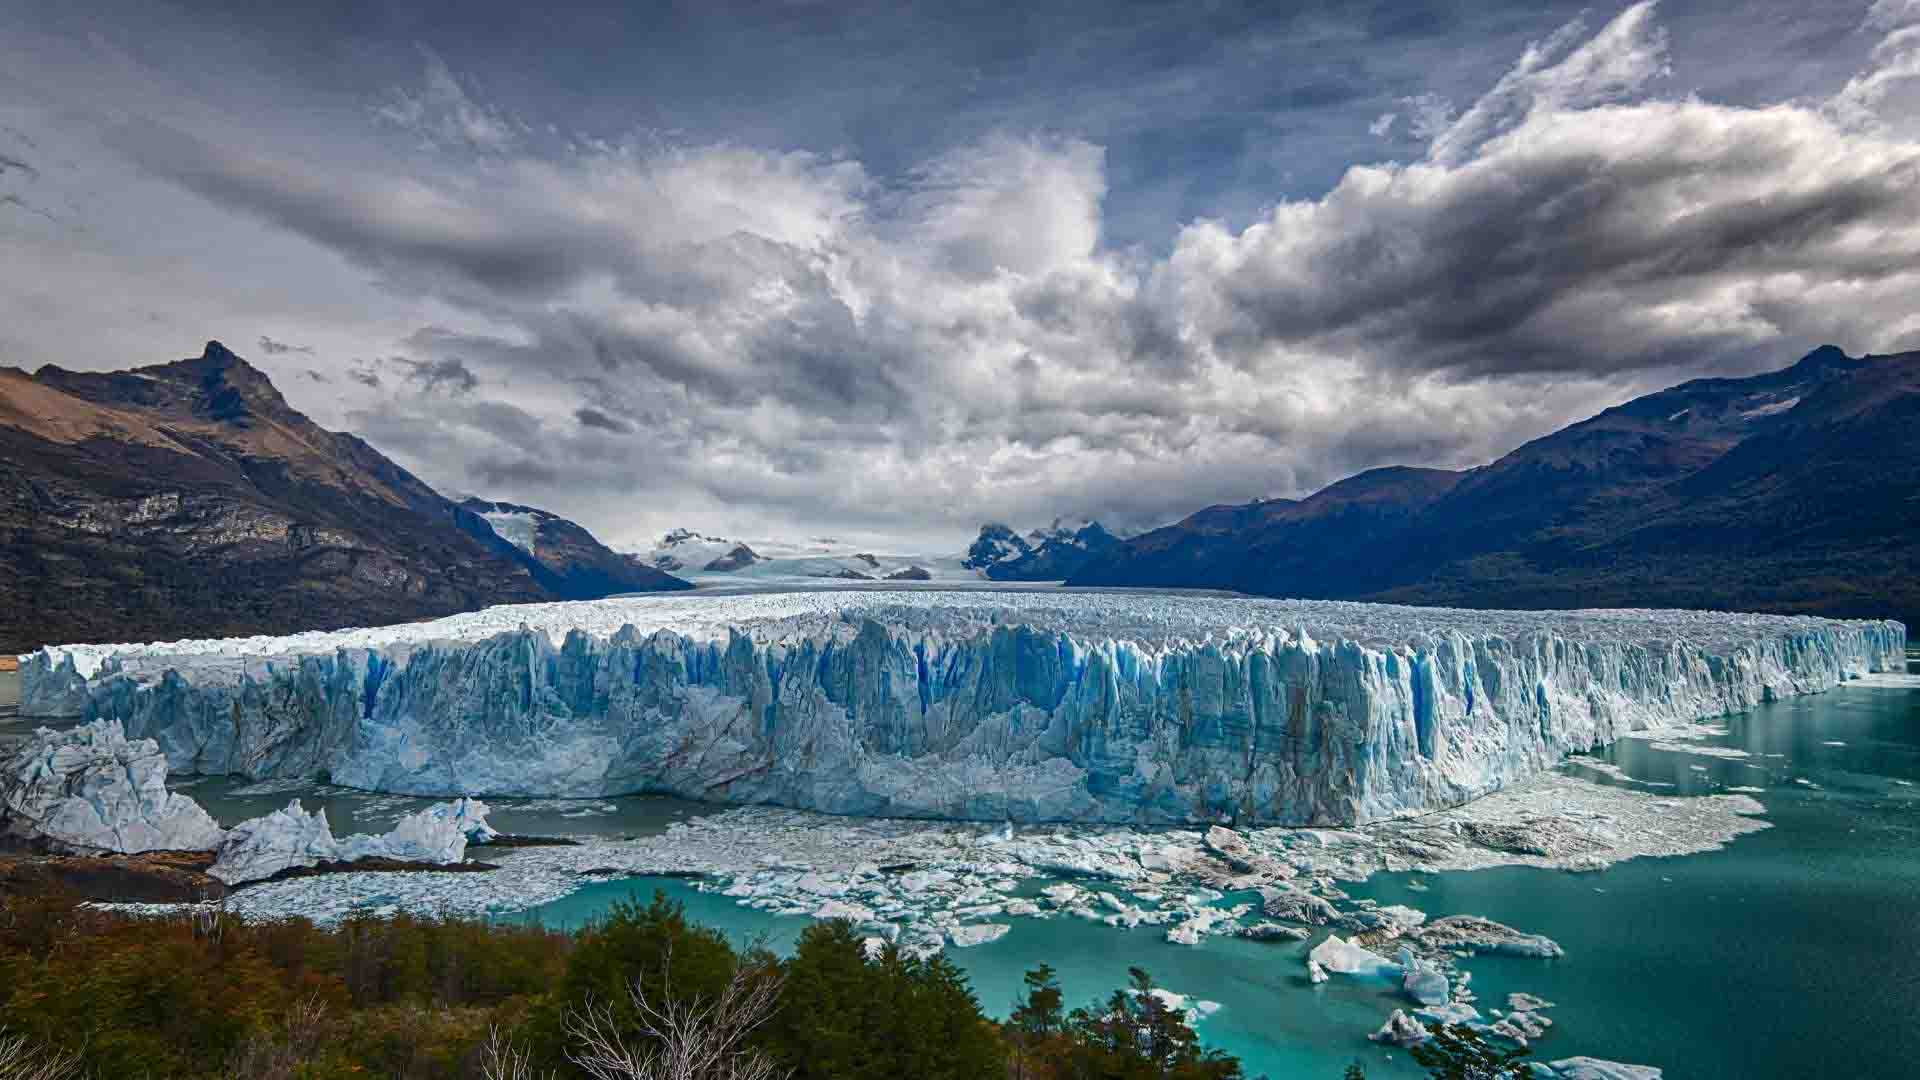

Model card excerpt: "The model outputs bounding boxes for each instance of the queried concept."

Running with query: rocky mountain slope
[458,499,691,599]
[964,520,1122,581]
[0,341,686,652]
[1071,346,1920,626]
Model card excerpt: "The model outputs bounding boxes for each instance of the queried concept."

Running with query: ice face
[19,591,1906,826]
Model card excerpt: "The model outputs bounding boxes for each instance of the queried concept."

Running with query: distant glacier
[19,591,1906,825]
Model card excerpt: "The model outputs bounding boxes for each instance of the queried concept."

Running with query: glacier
[18,590,1906,825]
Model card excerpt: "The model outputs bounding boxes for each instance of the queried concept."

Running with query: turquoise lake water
[519,672,1920,1080]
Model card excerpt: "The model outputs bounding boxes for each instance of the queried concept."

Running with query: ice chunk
[1546,1058,1663,1079]
[1409,915,1564,958]
[1397,947,1451,1006]
[0,720,224,855]
[1309,934,1401,979]
[947,923,1010,947]
[211,800,341,883]
[209,797,495,884]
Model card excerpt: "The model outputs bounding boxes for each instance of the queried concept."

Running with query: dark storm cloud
[574,407,631,433]
[5,0,1919,549]
[104,121,635,302]
[257,335,314,355]
[395,355,479,394]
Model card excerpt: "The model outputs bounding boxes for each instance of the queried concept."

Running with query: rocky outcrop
[21,591,1905,826]
[0,850,230,903]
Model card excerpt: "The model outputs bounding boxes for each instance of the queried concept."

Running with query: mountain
[0,341,687,653]
[644,528,765,573]
[456,499,692,600]
[963,520,1123,581]
[1071,346,1920,627]
[643,530,955,583]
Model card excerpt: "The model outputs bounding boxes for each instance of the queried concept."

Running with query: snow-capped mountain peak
[647,529,764,573]
[964,519,1122,580]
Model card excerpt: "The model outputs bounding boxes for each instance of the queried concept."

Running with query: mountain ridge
[1070,346,1920,626]
[0,341,686,653]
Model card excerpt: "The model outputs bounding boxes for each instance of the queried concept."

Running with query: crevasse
[19,592,1907,825]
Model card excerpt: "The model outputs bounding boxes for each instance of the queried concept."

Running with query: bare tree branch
[480,1025,553,1080]
[563,943,788,1080]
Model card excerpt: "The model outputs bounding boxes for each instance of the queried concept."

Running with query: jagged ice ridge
[20,591,1905,825]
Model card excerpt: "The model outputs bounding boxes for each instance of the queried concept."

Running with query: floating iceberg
[0,720,225,854]
[1543,1058,1662,1079]
[1309,934,1400,979]
[208,796,496,884]
[20,591,1905,825]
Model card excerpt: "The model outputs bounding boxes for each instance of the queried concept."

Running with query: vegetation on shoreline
[0,887,1252,1080]
[1,886,1536,1079]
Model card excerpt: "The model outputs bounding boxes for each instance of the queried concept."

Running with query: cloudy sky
[3,0,1918,552]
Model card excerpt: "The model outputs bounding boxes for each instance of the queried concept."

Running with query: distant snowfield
[475,510,538,553]
[677,551,987,588]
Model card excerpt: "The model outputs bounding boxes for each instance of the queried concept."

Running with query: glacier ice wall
[18,592,1907,825]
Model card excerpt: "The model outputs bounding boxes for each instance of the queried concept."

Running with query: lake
[515,671,1920,1080]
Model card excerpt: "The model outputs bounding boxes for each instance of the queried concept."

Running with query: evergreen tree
[1062,967,1242,1080]
[527,890,741,1067]
[1012,963,1066,1039]
[1009,963,1067,1079]
[761,919,1004,1080]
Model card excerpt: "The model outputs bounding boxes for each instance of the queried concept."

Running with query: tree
[1343,1065,1366,1080]
[1011,964,1065,1040]
[1061,967,1241,1080]
[564,946,787,1080]
[760,920,1004,1080]
[1407,1026,1531,1080]
[1009,964,1067,1080]
[528,891,743,1069]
